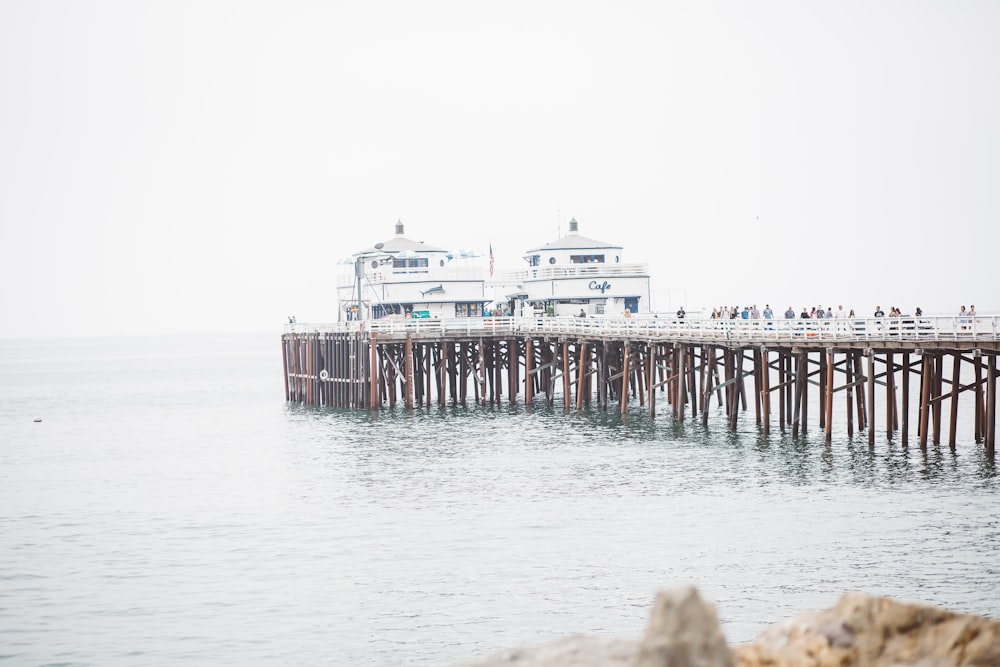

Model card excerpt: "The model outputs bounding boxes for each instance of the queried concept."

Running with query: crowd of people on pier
[706,305,936,321]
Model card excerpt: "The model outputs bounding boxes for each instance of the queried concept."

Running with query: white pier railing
[285,315,999,343]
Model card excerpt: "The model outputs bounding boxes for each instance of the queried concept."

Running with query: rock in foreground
[734,590,1000,667]
[458,586,1000,667]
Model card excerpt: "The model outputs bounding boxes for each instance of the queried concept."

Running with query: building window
[454,303,482,318]
[570,254,606,264]
[528,255,540,267]
[393,258,428,269]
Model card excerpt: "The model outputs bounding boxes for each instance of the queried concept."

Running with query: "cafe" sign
[589,280,611,293]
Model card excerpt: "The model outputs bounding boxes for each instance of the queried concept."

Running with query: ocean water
[1,333,998,666]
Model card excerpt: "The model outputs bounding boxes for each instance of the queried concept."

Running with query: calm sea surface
[1,333,998,666]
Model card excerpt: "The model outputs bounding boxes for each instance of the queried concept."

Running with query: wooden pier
[281,315,1000,455]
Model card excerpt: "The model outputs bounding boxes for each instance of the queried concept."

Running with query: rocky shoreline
[457,586,1000,667]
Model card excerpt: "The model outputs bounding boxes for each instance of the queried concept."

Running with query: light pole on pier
[352,242,385,321]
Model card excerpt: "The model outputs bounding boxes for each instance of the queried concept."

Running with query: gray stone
[638,586,734,667]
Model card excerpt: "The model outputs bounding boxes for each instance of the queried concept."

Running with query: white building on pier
[336,221,489,320]
[494,218,651,317]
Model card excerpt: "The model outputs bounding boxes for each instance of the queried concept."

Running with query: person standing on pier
[676,306,686,320]
[785,306,795,319]
[834,305,848,335]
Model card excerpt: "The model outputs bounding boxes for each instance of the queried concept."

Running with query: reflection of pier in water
[281,315,1000,455]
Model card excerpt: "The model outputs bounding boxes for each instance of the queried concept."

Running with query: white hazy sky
[2,0,997,337]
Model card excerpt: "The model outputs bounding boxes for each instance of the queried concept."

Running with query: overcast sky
[1,0,997,337]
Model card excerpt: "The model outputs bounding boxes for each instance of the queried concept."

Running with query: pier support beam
[901,353,910,444]
[405,337,414,409]
[825,349,834,443]
[761,348,771,435]
[868,351,876,446]
[620,343,630,416]
[987,358,996,458]
[525,338,534,407]
[919,353,932,450]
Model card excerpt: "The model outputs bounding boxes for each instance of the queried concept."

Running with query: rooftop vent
[568,217,579,234]
[395,220,405,235]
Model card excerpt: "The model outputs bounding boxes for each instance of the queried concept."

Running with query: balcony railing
[492,263,648,282]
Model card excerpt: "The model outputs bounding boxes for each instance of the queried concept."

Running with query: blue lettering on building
[589,280,611,293]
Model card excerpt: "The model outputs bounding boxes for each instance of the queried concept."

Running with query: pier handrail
[284,315,999,343]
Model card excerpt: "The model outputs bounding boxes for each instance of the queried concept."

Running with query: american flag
[488,243,494,277]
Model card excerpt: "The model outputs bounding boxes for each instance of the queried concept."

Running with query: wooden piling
[753,349,762,426]
[901,352,910,444]
[791,353,804,439]
[919,353,932,449]
[845,352,854,437]
[620,342,630,416]
[854,352,867,431]
[818,352,827,430]
[987,358,996,457]
[948,354,961,449]
[867,352,876,446]
[761,348,771,435]
[525,338,534,406]
[825,349,834,443]
[778,352,786,432]
[885,352,894,440]
[676,346,685,421]
[404,337,414,409]
[701,346,714,426]
[494,341,503,405]
[563,342,571,412]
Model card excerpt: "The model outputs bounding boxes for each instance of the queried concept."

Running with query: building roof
[523,218,622,253]
[359,221,447,255]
